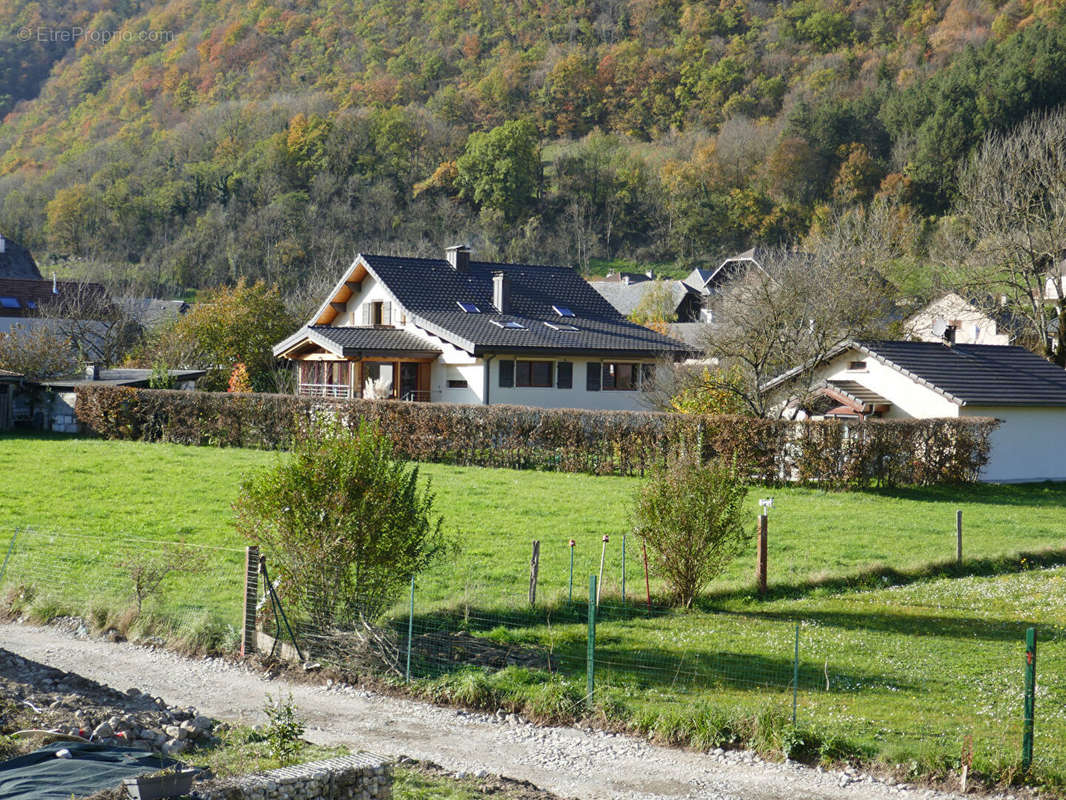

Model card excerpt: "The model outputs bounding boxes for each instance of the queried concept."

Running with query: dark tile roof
[362,254,692,357]
[307,326,442,356]
[825,380,891,406]
[39,369,205,390]
[0,236,41,280]
[588,279,696,317]
[855,340,1066,406]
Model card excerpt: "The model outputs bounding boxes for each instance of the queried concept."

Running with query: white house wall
[819,350,960,418]
[961,405,1066,482]
[903,293,1010,346]
[488,357,654,411]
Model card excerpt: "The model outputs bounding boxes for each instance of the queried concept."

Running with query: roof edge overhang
[273,327,345,358]
[760,341,966,407]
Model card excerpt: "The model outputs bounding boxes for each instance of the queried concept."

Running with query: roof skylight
[545,322,579,331]
[552,305,576,317]
[457,301,481,313]
[491,320,526,329]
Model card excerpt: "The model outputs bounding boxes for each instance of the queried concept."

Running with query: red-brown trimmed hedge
[74,386,998,486]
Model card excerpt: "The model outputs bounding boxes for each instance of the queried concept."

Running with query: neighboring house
[0,277,108,334]
[0,233,42,280]
[0,368,20,430]
[121,298,191,330]
[588,277,704,323]
[684,247,773,297]
[273,246,693,411]
[33,365,205,432]
[764,339,1066,482]
[903,292,1014,345]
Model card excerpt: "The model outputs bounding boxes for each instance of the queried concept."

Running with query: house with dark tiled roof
[273,246,693,410]
[588,276,704,323]
[763,339,1066,482]
[0,233,41,280]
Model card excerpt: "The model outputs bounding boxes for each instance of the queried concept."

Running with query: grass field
[2,433,1066,790]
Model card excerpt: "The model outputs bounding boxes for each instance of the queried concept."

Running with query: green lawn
[2,434,1066,789]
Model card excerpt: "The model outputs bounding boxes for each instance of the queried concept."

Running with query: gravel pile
[0,647,216,756]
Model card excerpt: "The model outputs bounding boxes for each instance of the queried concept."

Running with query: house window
[498,359,553,387]
[602,362,639,390]
[363,301,391,326]
[556,362,573,389]
[363,362,395,398]
[848,361,867,371]
[516,360,553,387]
[447,378,468,388]
[640,363,654,390]
[0,297,19,309]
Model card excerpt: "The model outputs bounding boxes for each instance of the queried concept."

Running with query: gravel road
[0,622,1004,800]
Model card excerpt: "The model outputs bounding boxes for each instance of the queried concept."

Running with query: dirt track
[1,622,990,800]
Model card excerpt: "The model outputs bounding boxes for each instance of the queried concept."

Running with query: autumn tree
[0,324,77,381]
[162,279,297,391]
[950,109,1066,364]
[455,119,542,225]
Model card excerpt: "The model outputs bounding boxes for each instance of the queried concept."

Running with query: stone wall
[198,753,391,800]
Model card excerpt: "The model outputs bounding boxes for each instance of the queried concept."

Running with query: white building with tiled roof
[273,246,693,410]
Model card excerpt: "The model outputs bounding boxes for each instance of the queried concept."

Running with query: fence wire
[0,526,245,650]
[2,526,1064,783]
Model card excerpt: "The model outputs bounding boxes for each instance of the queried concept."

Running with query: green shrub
[233,417,445,626]
[263,693,305,764]
[633,455,749,607]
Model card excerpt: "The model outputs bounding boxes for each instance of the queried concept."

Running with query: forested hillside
[2,0,1066,295]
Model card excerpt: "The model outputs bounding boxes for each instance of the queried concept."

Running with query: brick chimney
[492,271,510,313]
[446,244,471,272]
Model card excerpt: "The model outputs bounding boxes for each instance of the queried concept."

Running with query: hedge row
[74,386,998,486]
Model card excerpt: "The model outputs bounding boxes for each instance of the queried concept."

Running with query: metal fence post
[0,527,19,586]
[587,574,597,707]
[239,545,259,658]
[406,576,415,683]
[1023,626,1037,772]
[956,509,963,565]
[621,533,626,606]
[792,622,800,726]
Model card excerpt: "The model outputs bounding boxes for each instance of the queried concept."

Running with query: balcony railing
[297,382,353,399]
[298,383,430,402]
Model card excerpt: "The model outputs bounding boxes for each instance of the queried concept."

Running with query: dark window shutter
[382,301,391,325]
[499,359,514,387]
[362,304,371,326]
[586,362,600,391]
[557,362,573,389]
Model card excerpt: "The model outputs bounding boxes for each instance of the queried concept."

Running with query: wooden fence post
[528,540,540,607]
[240,545,259,658]
[756,515,768,596]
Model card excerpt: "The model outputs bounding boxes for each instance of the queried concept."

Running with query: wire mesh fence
[2,525,1064,785]
[0,526,246,651]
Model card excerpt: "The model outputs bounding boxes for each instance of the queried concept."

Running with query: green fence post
[792,622,800,726]
[587,574,597,707]
[568,539,575,604]
[621,533,626,606]
[0,528,19,586]
[406,576,415,683]
[1022,626,1037,772]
